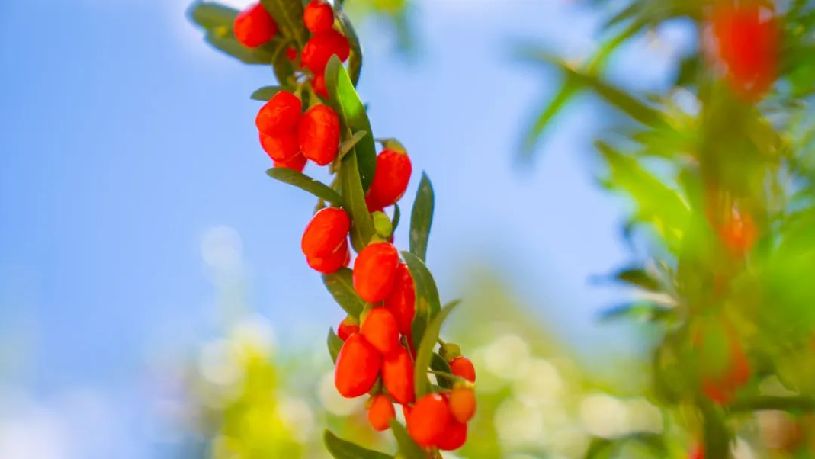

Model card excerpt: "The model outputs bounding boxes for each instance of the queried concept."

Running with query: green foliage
[266,168,344,205]
[409,173,434,262]
[323,430,393,459]
[323,268,367,318]
[390,421,425,459]
[413,300,460,398]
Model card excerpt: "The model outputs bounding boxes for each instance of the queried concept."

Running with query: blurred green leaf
[336,9,363,86]
[409,173,434,262]
[250,85,281,101]
[611,266,662,292]
[599,301,674,322]
[327,327,343,363]
[266,168,344,205]
[338,144,375,251]
[390,421,424,459]
[414,300,460,398]
[188,1,235,29]
[323,430,393,459]
[430,353,454,389]
[260,0,307,46]
[323,268,367,318]
[729,395,815,413]
[392,203,401,230]
[203,32,276,65]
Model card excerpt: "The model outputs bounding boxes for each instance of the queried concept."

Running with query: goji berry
[384,263,415,336]
[437,419,467,451]
[303,0,335,34]
[365,149,412,211]
[233,3,277,48]
[285,46,298,61]
[382,346,415,405]
[361,307,400,356]
[306,239,350,274]
[301,207,350,258]
[353,242,400,303]
[367,394,395,432]
[449,356,476,383]
[259,131,299,162]
[448,387,476,423]
[311,73,328,98]
[406,394,452,447]
[301,30,350,74]
[337,316,359,341]
[273,153,307,173]
[334,333,382,398]
[256,91,302,135]
[298,104,340,165]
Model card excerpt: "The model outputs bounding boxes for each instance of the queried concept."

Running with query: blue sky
[0,0,685,456]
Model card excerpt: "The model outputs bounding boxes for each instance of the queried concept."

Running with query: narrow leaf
[266,168,344,205]
[414,300,461,397]
[599,302,673,322]
[392,203,401,230]
[188,2,237,29]
[323,268,367,318]
[336,10,363,86]
[409,173,434,261]
[250,85,281,101]
[327,327,343,363]
[339,147,375,251]
[260,0,307,46]
[612,266,662,292]
[390,422,425,459]
[323,430,393,459]
[402,251,442,337]
[338,130,368,160]
[431,353,454,389]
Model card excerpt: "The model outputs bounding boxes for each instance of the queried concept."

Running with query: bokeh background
[0,0,693,457]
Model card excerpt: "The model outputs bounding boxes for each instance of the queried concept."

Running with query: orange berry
[407,394,452,447]
[367,395,395,432]
[298,104,340,165]
[303,0,335,34]
[273,153,306,172]
[437,419,467,451]
[312,73,328,98]
[353,242,400,303]
[719,209,757,256]
[449,356,476,383]
[259,131,299,162]
[233,3,277,48]
[365,149,412,211]
[256,91,302,135]
[338,316,359,341]
[306,239,350,274]
[449,387,476,423]
[301,207,350,258]
[361,308,400,356]
[334,333,382,398]
[301,30,350,74]
[384,263,415,336]
[382,346,415,405]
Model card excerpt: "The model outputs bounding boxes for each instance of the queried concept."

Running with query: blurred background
[0,0,695,457]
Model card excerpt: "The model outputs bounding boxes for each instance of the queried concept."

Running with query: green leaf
[260,0,308,47]
[599,302,674,322]
[338,130,369,161]
[431,353,454,389]
[203,32,277,65]
[409,173,435,262]
[339,145,375,251]
[728,395,815,413]
[392,204,401,230]
[322,268,367,318]
[325,56,377,190]
[336,10,363,86]
[188,1,236,29]
[390,421,425,459]
[323,430,393,459]
[327,327,343,363]
[266,168,344,205]
[250,85,281,101]
[402,251,442,348]
[611,266,662,292]
[414,300,461,397]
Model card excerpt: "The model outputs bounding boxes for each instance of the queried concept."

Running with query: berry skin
[449,387,476,423]
[273,153,307,172]
[384,263,415,336]
[256,91,302,135]
[365,149,412,211]
[449,356,476,383]
[298,104,340,165]
[407,394,452,447]
[361,308,401,356]
[338,316,359,341]
[367,395,395,432]
[306,238,350,274]
[382,346,415,405]
[233,3,277,48]
[312,74,328,98]
[301,207,351,258]
[301,30,350,74]
[353,242,400,303]
[437,420,467,451]
[334,333,382,398]
[303,0,335,34]
[260,131,299,162]
[285,46,298,61]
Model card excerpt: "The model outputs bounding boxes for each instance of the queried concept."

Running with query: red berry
[306,239,350,274]
[407,394,452,447]
[334,333,382,398]
[259,131,299,162]
[298,104,340,165]
[718,209,757,256]
[301,30,350,74]
[382,346,415,405]
[256,91,302,135]
[437,419,467,451]
[689,444,704,459]
[449,387,476,423]
[233,3,277,48]
[384,263,415,336]
[338,317,359,341]
[361,308,400,356]
[301,207,350,258]
[273,153,307,172]
[312,73,328,98]
[353,242,400,303]
[367,395,395,432]
[449,356,476,383]
[285,46,298,61]
[699,328,751,405]
[365,149,412,211]
[303,0,335,34]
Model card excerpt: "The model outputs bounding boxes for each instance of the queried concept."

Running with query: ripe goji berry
[407,394,452,447]
[273,153,307,172]
[259,131,299,162]
[382,346,415,405]
[338,316,359,341]
[311,73,328,98]
[367,394,395,432]
[301,30,350,74]
[303,0,335,34]
[361,308,400,356]
[298,104,340,166]
[365,149,412,211]
[233,3,277,48]
[334,333,382,398]
[353,242,400,303]
[437,419,467,451]
[301,207,350,258]
[256,91,302,135]
[306,239,350,274]
[448,387,476,423]
[384,263,415,336]
[449,356,476,383]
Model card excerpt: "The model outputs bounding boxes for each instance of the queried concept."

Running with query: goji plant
[189,1,474,457]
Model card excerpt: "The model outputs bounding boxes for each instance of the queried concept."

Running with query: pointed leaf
[401,251,441,349]
[431,353,454,389]
[390,421,425,459]
[409,173,434,262]
[260,0,308,46]
[392,203,401,230]
[323,268,367,318]
[251,85,281,101]
[266,168,344,205]
[414,300,461,397]
[338,145,375,251]
[323,430,393,459]
[336,9,363,85]
[612,267,662,292]
[188,2,237,29]
[327,327,343,363]
[338,130,369,161]
[599,302,673,322]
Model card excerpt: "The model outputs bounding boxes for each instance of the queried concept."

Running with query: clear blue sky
[0,0,683,456]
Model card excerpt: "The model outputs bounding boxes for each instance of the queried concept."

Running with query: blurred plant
[519,0,815,457]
